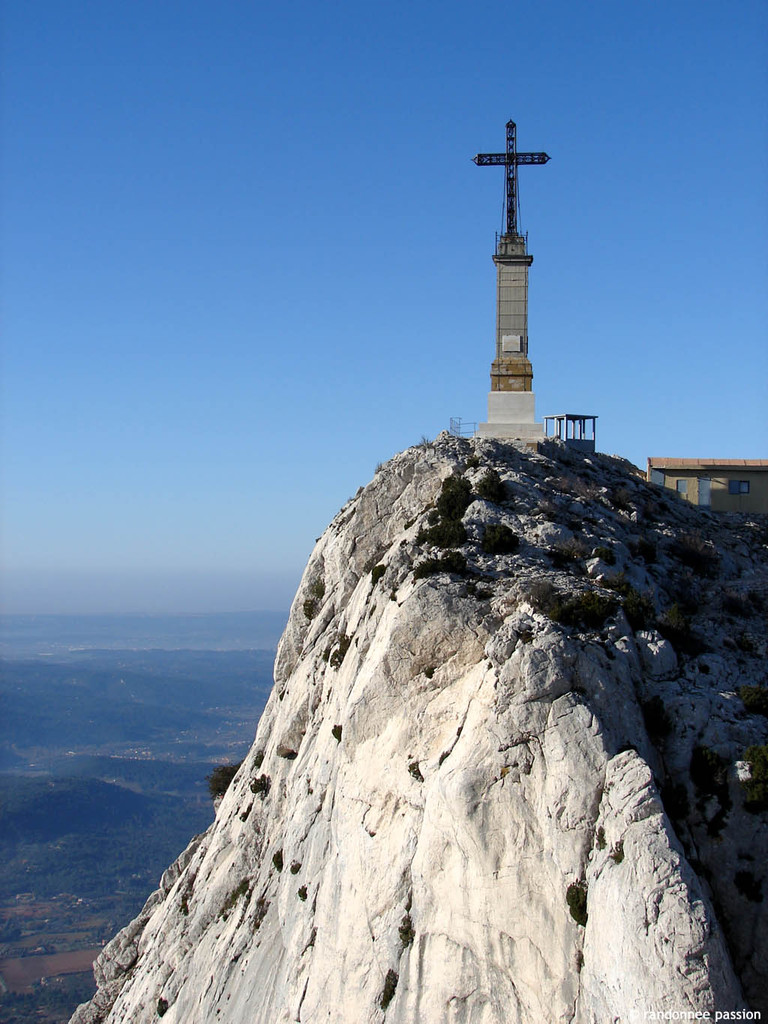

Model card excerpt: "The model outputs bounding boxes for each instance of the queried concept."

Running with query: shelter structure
[543,414,597,453]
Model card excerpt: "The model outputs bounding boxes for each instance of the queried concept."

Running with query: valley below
[0,612,285,1024]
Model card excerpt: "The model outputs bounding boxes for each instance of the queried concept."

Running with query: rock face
[71,435,768,1023]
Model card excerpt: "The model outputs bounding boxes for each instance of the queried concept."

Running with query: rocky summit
[72,435,768,1023]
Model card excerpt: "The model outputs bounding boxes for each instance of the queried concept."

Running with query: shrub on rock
[482,523,519,555]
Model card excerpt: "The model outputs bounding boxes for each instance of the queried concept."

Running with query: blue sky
[2,0,766,614]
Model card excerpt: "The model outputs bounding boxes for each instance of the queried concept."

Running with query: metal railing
[449,417,478,438]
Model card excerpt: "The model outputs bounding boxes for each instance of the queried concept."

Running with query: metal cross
[473,120,550,237]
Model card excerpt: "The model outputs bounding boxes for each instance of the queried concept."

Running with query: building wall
[648,464,768,514]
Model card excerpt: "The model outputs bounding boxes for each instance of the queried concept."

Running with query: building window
[676,480,688,495]
[728,480,750,495]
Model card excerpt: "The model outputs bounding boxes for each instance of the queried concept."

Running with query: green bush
[611,486,633,511]
[600,570,627,594]
[609,840,624,864]
[740,686,768,717]
[250,774,271,799]
[408,761,424,782]
[297,885,308,901]
[252,896,270,930]
[550,537,590,567]
[603,573,655,629]
[481,523,519,555]
[656,603,700,654]
[622,587,655,630]
[476,469,506,503]
[331,724,343,742]
[596,827,606,850]
[329,634,351,668]
[207,762,242,799]
[629,536,657,564]
[417,519,467,548]
[566,880,588,926]
[272,849,283,871]
[670,532,720,577]
[436,474,472,522]
[371,564,386,585]
[691,744,731,834]
[303,578,326,619]
[220,879,251,917]
[414,551,467,580]
[157,997,169,1017]
[417,474,473,549]
[660,603,688,636]
[593,546,616,565]
[552,591,617,629]
[525,579,558,614]
[290,861,301,874]
[742,744,768,812]
[465,454,481,469]
[379,969,399,1010]
[398,913,415,947]
[527,581,616,629]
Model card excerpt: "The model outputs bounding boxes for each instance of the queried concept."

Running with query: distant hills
[1,648,276,762]
[0,776,158,843]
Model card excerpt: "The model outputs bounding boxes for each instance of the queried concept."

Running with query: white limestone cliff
[71,435,767,1023]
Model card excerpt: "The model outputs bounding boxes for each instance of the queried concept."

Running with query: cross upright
[473,119,550,237]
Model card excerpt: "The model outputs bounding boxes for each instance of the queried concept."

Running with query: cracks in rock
[293,786,328,847]
[564,959,582,1024]
[446,984,480,1011]
[437,724,465,768]
[294,975,311,1021]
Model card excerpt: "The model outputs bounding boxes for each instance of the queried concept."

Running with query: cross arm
[472,152,550,166]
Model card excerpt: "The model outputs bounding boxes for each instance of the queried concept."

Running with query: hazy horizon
[0,568,299,617]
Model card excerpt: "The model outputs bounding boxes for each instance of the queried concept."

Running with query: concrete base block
[476,421,544,440]
[486,390,536,423]
[476,390,544,441]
